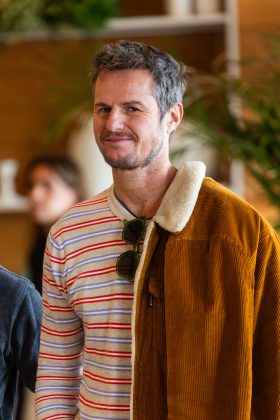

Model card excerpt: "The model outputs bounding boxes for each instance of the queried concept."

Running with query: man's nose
[105,107,125,131]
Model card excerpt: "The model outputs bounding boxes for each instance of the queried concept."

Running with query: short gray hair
[91,40,188,118]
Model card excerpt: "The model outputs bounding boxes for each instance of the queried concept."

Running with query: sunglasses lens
[123,219,144,244]
[117,250,138,280]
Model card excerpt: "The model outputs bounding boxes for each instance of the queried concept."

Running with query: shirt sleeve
[35,232,84,419]
[252,224,280,418]
[12,280,42,391]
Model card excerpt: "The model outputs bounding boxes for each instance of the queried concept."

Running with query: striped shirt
[36,186,144,420]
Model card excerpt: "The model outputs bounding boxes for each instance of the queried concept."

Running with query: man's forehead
[94,69,155,102]
[96,68,153,83]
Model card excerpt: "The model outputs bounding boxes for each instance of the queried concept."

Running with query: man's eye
[96,108,110,114]
[128,107,140,112]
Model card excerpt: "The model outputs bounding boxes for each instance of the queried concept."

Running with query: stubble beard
[103,144,163,170]
[99,130,165,171]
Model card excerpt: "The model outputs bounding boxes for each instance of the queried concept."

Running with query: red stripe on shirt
[41,325,83,337]
[47,239,125,264]
[73,197,107,208]
[42,300,74,312]
[39,351,82,361]
[84,322,131,330]
[73,293,133,306]
[66,266,116,287]
[80,394,130,411]
[53,216,119,239]
[36,394,78,404]
[84,347,131,358]
[84,370,131,385]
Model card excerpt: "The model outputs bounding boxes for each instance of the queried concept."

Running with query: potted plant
[0,0,119,33]
[182,33,280,226]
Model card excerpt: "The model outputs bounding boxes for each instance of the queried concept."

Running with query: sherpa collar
[153,161,206,233]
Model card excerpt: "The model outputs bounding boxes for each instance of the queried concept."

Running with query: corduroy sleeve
[35,233,84,419]
[252,225,280,418]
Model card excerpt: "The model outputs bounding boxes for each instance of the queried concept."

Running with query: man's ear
[166,102,184,135]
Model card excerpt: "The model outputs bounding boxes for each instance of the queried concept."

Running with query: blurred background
[0,0,280,277]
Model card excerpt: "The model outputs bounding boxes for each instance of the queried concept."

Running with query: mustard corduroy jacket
[131,162,280,419]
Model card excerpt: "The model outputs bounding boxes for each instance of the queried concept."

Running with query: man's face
[27,165,78,226]
[93,69,175,170]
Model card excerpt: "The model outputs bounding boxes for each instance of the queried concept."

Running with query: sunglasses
[116,218,146,281]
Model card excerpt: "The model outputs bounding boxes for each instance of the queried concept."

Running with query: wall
[238,0,280,57]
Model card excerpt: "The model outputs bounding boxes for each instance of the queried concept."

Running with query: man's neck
[112,162,177,218]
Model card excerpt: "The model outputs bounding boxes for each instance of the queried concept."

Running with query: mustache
[100,130,137,142]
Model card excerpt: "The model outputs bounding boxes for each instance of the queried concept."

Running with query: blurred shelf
[1,13,227,44]
[98,13,227,37]
[0,198,28,213]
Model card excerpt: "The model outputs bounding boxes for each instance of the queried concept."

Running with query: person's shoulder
[0,265,29,290]
[192,177,277,252]
[70,188,111,214]
[0,266,39,306]
[48,187,112,239]
[200,176,261,218]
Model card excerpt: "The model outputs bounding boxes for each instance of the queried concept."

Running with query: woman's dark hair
[24,154,85,201]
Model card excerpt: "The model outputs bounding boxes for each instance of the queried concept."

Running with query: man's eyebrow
[94,102,110,108]
[122,101,145,107]
[94,101,146,108]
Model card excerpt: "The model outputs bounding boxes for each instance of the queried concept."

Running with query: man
[35,41,280,419]
[0,266,41,420]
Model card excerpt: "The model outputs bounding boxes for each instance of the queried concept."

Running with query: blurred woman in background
[23,154,84,294]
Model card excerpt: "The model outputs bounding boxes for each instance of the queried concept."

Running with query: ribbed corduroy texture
[132,177,280,419]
